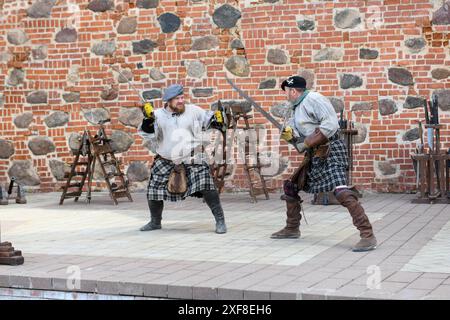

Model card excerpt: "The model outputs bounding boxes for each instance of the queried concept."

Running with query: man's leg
[271,195,302,239]
[334,186,377,252]
[202,190,227,234]
[140,200,164,231]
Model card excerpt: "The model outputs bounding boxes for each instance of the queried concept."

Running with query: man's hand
[143,102,154,119]
[281,126,294,142]
[141,102,155,134]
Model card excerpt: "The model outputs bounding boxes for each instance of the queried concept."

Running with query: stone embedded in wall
[259,79,276,89]
[213,4,241,29]
[353,122,367,144]
[192,88,213,97]
[340,74,363,89]
[55,28,77,43]
[27,0,56,18]
[14,112,33,128]
[351,102,373,111]
[110,130,134,153]
[67,65,80,84]
[297,19,315,31]
[149,68,166,81]
[117,16,138,34]
[68,132,82,152]
[132,39,157,54]
[212,100,251,114]
[404,38,427,53]
[100,87,118,101]
[434,89,450,111]
[298,69,315,90]
[49,159,71,181]
[62,92,80,103]
[0,94,3,109]
[191,35,219,51]
[87,0,114,12]
[225,56,250,77]
[26,91,48,104]
[377,160,397,176]
[404,96,426,109]
[117,68,133,83]
[8,160,41,186]
[379,99,398,116]
[186,60,206,78]
[230,39,244,49]
[158,12,181,33]
[28,136,56,156]
[328,97,344,113]
[432,1,450,25]
[82,108,110,124]
[263,0,280,3]
[334,9,362,29]
[359,48,379,60]
[137,0,159,9]
[44,111,69,128]
[7,68,25,86]
[267,48,289,65]
[388,68,414,86]
[127,161,150,182]
[0,140,14,159]
[431,68,450,80]
[313,47,343,62]
[91,41,116,56]
[270,101,291,118]
[403,128,420,141]
[7,29,28,45]
[118,107,144,128]
[142,139,157,154]
[142,89,162,100]
[32,45,48,60]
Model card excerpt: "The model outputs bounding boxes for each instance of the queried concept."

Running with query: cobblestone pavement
[0,192,449,300]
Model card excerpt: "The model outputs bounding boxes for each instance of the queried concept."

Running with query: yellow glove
[214,110,223,124]
[281,126,293,142]
[143,102,154,118]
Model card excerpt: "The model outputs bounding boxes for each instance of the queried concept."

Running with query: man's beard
[173,103,185,113]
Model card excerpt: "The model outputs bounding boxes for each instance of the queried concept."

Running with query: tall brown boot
[271,196,302,239]
[336,190,377,252]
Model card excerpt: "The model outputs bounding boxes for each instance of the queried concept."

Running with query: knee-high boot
[270,196,302,239]
[335,189,377,252]
[202,190,227,234]
[140,200,164,231]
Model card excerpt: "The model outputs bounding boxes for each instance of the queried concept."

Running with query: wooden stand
[0,242,24,266]
[411,124,450,204]
[60,120,133,205]
[210,103,269,202]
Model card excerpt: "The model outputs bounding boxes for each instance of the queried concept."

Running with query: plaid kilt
[304,139,348,194]
[147,157,216,202]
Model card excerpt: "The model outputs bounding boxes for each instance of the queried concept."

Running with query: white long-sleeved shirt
[138,104,214,163]
[288,91,340,140]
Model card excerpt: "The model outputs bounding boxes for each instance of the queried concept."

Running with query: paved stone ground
[0,191,449,300]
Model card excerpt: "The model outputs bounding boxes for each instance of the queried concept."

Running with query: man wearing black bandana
[271,76,377,252]
[138,84,227,234]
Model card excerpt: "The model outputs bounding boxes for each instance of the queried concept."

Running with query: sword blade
[225,76,283,130]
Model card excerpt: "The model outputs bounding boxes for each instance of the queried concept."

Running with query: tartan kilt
[304,139,348,194]
[147,157,216,202]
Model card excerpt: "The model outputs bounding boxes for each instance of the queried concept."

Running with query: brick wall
[0,0,449,194]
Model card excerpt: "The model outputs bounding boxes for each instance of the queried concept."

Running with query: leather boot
[271,196,302,239]
[335,190,377,252]
[140,200,163,231]
[203,190,227,234]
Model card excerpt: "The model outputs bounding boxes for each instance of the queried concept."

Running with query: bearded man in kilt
[271,76,377,252]
[138,84,227,234]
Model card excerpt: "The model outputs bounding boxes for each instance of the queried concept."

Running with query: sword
[225,76,303,153]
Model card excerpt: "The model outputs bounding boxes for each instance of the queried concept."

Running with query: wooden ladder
[231,107,269,203]
[60,122,133,205]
